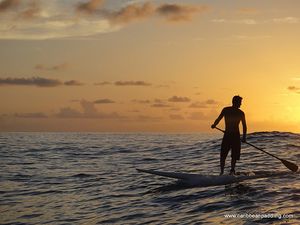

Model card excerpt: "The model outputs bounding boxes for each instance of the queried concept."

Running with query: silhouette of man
[211,96,247,175]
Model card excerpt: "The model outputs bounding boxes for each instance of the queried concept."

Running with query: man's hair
[232,95,242,105]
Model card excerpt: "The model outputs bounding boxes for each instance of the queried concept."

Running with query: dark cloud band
[0,77,62,87]
[77,0,104,14]
[168,96,191,103]
[0,0,20,13]
[94,99,115,104]
[0,77,83,87]
[76,1,209,24]
[114,81,151,86]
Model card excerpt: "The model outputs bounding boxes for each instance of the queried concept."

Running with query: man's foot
[229,169,235,175]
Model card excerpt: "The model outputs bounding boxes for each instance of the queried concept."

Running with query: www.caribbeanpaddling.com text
[224,213,294,219]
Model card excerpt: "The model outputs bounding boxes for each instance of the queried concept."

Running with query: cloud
[0,0,20,13]
[156,3,209,22]
[132,99,151,104]
[76,0,104,14]
[95,81,168,88]
[288,86,300,91]
[114,80,151,86]
[0,77,62,87]
[80,99,98,116]
[0,0,40,19]
[35,63,69,71]
[108,2,155,25]
[212,18,257,25]
[94,99,115,104]
[205,99,218,105]
[212,17,300,26]
[272,17,299,24]
[154,99,164,103]
[56,100,123,119]
[64,80,84,86]
[288,86,300,93]
[14,112,48,118]
[106,2,208,25]
[0,1,210,40]
[150,99,173,107]
[18,0,40,19]
[56,107,82,118]
[169,114,184,120]
[0,1,116,40]
[168,95,190,103]
[0,76,83,87]
[189,99,218,108]
[94,81,111,85]
[155,84,170,88]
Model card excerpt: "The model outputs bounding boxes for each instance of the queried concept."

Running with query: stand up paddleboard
[136,168,284,186]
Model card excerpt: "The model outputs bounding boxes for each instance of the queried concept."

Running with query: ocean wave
[1,132,299,225]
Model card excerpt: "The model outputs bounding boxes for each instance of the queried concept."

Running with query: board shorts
[221,132,241,160]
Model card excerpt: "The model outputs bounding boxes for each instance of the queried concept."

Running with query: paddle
[214,127,298,172]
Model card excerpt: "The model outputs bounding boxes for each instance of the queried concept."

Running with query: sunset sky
[0,0,300,132]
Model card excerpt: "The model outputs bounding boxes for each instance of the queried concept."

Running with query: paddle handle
[214,127,281,161]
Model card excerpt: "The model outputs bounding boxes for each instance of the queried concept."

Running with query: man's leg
[220,134,230,175]
[220,147,229,175]
[230,138,241,175]
[230,158,236,175]
[220,156,225,175]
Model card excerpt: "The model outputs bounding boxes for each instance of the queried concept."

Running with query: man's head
[232,95,242,108]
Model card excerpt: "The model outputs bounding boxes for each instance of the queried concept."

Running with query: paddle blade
[281,159,298,172]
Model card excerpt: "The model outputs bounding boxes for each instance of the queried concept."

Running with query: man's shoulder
[222,107,245,115]
[222,106,232,111]
[238,109,245,115]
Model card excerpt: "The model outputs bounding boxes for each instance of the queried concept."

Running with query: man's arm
[211,109,224,128]
[241,113,247,142]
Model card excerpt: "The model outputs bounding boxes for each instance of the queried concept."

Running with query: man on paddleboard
[211,95,247,175]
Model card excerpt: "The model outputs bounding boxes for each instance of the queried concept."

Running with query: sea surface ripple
[0,132,299,224]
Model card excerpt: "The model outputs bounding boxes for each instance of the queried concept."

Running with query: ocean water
[0,132,299,225]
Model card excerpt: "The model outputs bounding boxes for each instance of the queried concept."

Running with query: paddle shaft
[215,127,281,160]
[214,126,298,172]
